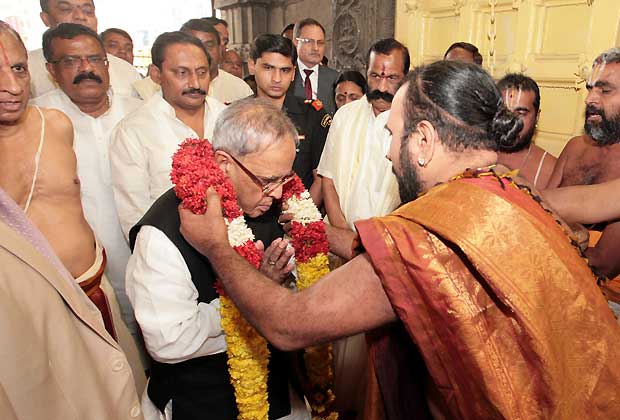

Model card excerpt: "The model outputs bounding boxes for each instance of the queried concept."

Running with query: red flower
[170,138,242,219]
[281,175,306,203]
[289,221,329,263]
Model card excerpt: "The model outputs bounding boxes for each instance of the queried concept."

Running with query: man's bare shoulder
[560,135,590,156]
[40,108,74,147]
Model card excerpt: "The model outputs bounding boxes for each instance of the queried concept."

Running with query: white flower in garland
[226,216,255,247]
[285,194,322,225]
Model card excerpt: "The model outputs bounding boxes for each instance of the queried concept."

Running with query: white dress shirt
[31,88,142,333]
[28,48,142,99]
[110,93,226,236]
[208,69,254,104]
[297,59,319,100]
[128,226,310,420]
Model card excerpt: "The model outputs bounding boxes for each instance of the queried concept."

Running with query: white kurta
[110,93,226,237]
[28,48,142,99]
[317,96,400,229]
[207,69,254,104]
[128,226,310,420]
[316,96,400,414]
[31,88,142,335]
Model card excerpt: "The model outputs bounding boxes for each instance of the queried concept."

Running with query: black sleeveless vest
[129,189,291,420]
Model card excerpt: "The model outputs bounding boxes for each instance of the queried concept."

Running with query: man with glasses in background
[29,0,141,98]
[31,23,147,389]
[291,18,339,115]
[125,98,310,420]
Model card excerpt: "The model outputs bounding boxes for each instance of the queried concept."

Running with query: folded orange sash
[78,250,117,341]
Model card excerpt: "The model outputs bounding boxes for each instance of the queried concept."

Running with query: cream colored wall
[395,0,620,157]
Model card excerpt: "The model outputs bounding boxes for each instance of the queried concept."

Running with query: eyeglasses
[228,154,295,195]
[49,55,109,69]
[296,38,326,48]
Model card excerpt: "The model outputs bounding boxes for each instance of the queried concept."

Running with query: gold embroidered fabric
[356,177,620,420]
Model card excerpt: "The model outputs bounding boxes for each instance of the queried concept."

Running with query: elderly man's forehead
[0,32,27,63]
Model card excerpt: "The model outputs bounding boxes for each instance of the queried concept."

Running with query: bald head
[0,21,30,124]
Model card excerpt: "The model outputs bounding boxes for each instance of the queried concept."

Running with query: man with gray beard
[548,47,620,280]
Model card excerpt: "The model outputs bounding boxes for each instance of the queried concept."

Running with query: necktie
[303,69,314,99]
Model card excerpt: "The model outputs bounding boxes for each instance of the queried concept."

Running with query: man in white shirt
[32,22,142,344]
[133,20,252,104]
[111,31,226,237]
[291,18,339,115]
[126,98,309,420]
[29,0,141,98]
[316,38,409,417]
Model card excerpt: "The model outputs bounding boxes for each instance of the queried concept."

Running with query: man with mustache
[318,38,409,258]
[291,18,340,115]
[548,48,620,280]
[314,37,408,417]
[496,73,556,189]
[133,20,253,105]
[110,31,226,237]
[180,61,620,420]
[32,22,144,356]
[29,0,141,98]
[0,21,145,413]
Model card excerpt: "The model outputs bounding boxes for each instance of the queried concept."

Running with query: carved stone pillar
[213,0,271,71]
[332,0,396,73]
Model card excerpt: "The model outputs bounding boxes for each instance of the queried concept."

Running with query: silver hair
[593,47,620,67]
[211,97,299,156]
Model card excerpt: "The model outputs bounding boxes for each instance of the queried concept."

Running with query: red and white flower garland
[171,138,337,420]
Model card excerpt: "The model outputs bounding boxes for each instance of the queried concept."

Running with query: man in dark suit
[292,18,339,115]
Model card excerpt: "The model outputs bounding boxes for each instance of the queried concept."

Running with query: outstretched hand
[179,188,229,256]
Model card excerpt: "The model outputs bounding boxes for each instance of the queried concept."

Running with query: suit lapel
[0,221,120,349]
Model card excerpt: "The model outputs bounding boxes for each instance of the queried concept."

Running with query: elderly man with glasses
[125,98,311,420]
[291,18,340,115]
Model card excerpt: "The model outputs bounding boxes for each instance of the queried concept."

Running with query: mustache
[586,104,604,118]
[367,89,394,103]
[73,72,103,85]
[182,88,207,96]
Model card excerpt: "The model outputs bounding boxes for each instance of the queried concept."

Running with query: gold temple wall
[395,0,620,157]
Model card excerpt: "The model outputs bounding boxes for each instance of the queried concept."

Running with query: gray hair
[212,98,299,156]
[593,47,620,67]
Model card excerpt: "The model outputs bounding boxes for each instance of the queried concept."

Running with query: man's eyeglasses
[228,154,295,195]
[49,55,109,69]
[296,38,326,48]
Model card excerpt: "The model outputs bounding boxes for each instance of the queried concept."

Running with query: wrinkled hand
[257,238,295,284]
[179,188,229,256]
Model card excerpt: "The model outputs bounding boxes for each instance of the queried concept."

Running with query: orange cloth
[356,175,620,420]
[78,249,117,340]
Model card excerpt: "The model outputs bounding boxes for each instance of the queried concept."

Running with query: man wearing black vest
[126,98,311,420]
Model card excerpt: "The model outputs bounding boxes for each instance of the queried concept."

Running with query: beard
[584,104,620,146]
[507,123,536,152]
[395,136,424,203]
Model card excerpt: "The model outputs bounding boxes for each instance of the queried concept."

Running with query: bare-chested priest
[548,47,620,280]
[0,21,145,394]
